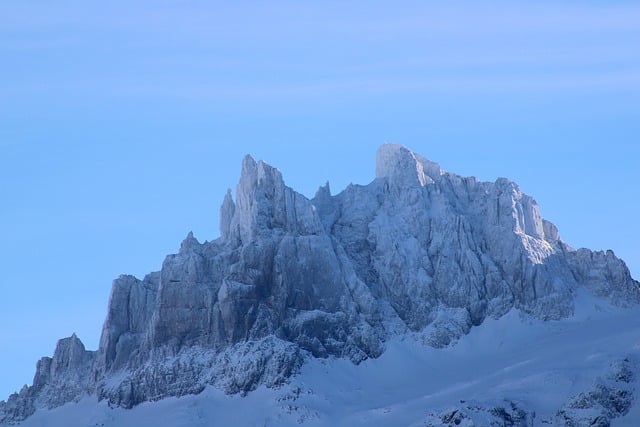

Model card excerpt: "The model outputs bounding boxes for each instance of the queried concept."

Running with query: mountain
[2,144,639,426]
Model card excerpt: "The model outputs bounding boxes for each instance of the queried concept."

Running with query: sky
[1,1,639,399]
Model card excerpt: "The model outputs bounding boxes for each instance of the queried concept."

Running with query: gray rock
[0,334,95,423]
[552,357,636,426]
[425,399,535,426]
[3,144,639,422]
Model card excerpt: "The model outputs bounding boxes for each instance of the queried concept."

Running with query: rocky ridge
[2,144,638,423]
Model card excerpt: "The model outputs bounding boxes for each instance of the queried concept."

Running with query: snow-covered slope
[2,144,639,426]
[9,293,640,426]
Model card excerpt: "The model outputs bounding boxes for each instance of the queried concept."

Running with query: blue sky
[1,1,639,398]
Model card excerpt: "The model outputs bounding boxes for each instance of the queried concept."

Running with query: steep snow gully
[2,144,639,426]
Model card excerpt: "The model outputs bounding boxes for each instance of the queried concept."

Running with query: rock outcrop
[2,144,639,423]
[425,399,535,427]
[0,334,95,421]
[553,357,636,426]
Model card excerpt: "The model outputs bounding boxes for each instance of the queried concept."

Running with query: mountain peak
[238,155,284,194]
[2,144,638,424]
[375,143,442,187]
[179,231,199,253]
[227,155,323,242]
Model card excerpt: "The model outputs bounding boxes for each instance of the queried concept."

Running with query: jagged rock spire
[226,154,324,242]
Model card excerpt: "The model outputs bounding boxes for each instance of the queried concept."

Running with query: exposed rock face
[425,399,535,427]
[553,357,636,426]
[0,334,95,422]
[96,273,159,374]
[2,144,639,423]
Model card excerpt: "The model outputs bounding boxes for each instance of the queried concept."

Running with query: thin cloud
[5,69,638,103]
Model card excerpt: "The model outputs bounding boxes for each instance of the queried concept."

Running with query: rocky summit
[2,144,638,424]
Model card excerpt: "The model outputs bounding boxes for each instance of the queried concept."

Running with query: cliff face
[2,144,638,422]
